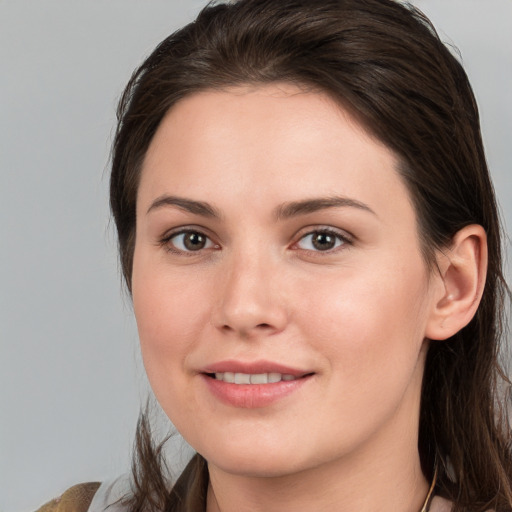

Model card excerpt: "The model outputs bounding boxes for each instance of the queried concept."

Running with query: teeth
[250,373,268,384]
[268,372,282,383]
[213,372,298,384]
[234,373,251,384]
[222,372,235,383]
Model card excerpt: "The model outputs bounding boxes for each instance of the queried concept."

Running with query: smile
[201,363,314,408]
[212,372,299,384]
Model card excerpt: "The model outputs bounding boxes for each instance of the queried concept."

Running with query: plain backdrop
[1,1,510,511]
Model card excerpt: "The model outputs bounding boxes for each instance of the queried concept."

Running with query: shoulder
[36,475,132,512]
[35,483,101,512]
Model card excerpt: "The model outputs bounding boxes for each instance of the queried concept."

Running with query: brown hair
[110,0,512,510]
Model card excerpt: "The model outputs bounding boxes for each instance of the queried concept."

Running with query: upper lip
[201,360,312,377]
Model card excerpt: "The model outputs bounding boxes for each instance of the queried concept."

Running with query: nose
[212,252,288,338]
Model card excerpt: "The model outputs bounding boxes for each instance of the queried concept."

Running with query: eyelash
[159,227,352,255]
[159,229,219,255]
[292,227,352,254]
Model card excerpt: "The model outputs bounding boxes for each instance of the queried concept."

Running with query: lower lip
[201,374,312,408]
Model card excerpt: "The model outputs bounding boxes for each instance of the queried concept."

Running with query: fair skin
[131,84,486,512]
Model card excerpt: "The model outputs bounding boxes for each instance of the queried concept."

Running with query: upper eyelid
[293,225,354,242]
[160,225,216,242]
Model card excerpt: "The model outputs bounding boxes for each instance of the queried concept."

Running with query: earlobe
[425,225,488,341]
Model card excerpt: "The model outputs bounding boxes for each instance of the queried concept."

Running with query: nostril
[220,322,273,335]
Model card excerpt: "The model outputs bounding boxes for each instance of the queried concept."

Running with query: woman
[38,0,511,511]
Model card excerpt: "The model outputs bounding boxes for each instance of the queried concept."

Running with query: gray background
[1,1,510,511]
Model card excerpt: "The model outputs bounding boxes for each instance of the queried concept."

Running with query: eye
[295,229,348,252]
[165,230,216,253]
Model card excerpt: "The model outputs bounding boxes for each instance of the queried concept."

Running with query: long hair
[110,1,512,510]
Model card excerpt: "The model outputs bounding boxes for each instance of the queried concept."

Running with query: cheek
[132,261,210,386]
[132,274,212,430]
[297,255,430,379]
[293,264,431,446]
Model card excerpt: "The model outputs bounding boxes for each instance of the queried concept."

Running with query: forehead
[138,84,414,223]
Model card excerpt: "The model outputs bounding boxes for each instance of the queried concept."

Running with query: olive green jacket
[36,483,101,512]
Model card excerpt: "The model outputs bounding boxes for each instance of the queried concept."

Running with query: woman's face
[132,84,441,478]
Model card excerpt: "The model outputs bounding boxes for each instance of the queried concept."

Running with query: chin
[193,433,323,479]
[207,452,307,478]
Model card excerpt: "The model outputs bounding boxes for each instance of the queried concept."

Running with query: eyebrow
[147,195,221,218]
[274,196,376,220]
[146,194,375,219]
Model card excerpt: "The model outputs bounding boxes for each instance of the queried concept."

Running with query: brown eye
[183,232,207,250]
[169,231,214,252]
[296,230,346,252]
[312,232,336,250]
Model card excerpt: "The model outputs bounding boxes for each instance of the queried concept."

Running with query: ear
[425,224,488,341]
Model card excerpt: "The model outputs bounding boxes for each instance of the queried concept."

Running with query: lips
[200,360,314,408]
